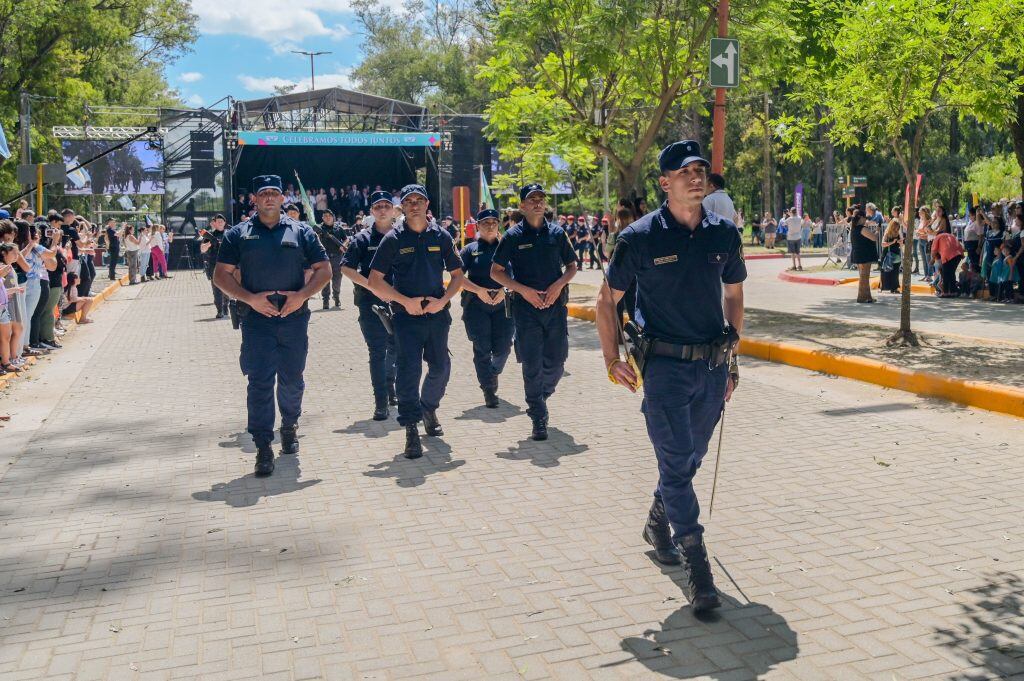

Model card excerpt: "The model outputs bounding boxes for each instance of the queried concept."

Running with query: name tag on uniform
[368,246,377,251]
[242,234,260,240]
[428,246,441,252]
[399,247,415,255]
[518,244,533,250]
[708,253,726,264]
[654,255,678,265]
[282,241,299,248]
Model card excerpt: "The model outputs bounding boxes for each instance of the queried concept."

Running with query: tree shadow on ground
[454,400,524,424]
[334,416,404,439]
[363,436,466,488]
[615,556,799,680]
[933,571,1024,679]
[191,453,321,508]
[496,427,588,468]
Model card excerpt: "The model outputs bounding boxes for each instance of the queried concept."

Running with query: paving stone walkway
[1,273,1022,680]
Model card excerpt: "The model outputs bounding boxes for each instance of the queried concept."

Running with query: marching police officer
[316,209,347,310]
[340,191,399,420]
[214,175,331,477]
[199,214,229,318]
[367,184,464,459]
[595,141,746,612]
[490,184,578,441]
[459,209,514,408]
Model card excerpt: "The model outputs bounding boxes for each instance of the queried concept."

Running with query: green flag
[293,170,318,226]
[480,166,495,210]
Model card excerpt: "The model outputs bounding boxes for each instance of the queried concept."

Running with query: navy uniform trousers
[322,256,344,305]
[511,298,568,419]
[641,355,727,541]
[240,310,310,446]
[462,300,514,391]
[356,302,397,399]
[393,310,452,426]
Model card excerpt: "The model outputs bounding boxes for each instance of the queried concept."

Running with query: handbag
[881,252,894,272]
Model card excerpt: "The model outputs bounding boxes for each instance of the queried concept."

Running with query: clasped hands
[248,290,307,317]
[520,285,562,309]
[400,296,447,315]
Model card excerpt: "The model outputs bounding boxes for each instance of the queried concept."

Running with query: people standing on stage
[213,175,331,477]
[315,209,347,310]
[199,214,230,318]
[595,140,745,613]
[340,192,399,420]
[459,209,514,408]
[490,183,578,441]
[367,184,465,459]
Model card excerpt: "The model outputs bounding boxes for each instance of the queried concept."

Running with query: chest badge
[708,252,727,264]
[428,246,441,252]
[654,255,678,265]
[399,247,415,255]
[518,243,533,250]
[242,234,260,240]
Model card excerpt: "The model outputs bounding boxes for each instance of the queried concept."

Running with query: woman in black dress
[850,206,879,303]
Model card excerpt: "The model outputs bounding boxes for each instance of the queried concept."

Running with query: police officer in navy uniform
[214,175,331,477]
[367,184,465,459]
[459,209,514,408]
[316,209,348,310]
[490,184,578,441]
[340,191,399,420]
[595,141,746,612]
[199,214,229,318]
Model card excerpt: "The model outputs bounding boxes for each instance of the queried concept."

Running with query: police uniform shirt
[459,238,501,290]
[341,225,394,303]
[204,229,225,274]
[492,220,577,291]
[217,215,328,293]
[316,224,347,259]
[607,204,746,345]
[369,222,462,300]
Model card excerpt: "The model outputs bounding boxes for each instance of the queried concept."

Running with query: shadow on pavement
[454,400,524,423]
[192,453,321,508]
[933,571,1024,679]
[496,427,588,468]
[218,431,258,454]
[364,436,466,487]
[335,416,404,439]
[820,402,917,417]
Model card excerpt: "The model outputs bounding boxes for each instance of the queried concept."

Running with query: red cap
[567,214,575,220]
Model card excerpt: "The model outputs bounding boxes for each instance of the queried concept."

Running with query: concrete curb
[0,274,128,391]
[777,271,857,286]
[565,303,1024,419]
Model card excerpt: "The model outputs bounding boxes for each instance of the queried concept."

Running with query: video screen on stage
[62,140,165,195]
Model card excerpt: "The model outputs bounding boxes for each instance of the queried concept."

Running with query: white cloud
[238,68,354,95]
[190,0,372,45]
[186,93,206,107]
[179,71,203,83]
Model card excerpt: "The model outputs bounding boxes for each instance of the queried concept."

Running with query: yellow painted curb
[0,274,128,391]
[566,304,1024,419]
[839,278,934,295]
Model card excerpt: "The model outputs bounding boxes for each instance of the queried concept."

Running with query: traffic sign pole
[710,0,729,174]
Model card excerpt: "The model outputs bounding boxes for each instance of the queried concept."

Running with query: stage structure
[232,87,491,218]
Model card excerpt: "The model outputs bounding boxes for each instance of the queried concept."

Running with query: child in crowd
[62,273,95,324]
[0,243,21,373]
[957,259,984,298]
[988,245,1012,301]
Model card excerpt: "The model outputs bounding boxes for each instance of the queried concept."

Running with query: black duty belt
[650,340,717,362]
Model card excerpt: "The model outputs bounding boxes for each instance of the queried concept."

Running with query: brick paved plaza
[1,275,1023,680]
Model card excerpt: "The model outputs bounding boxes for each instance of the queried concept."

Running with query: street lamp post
[290,50,332,92]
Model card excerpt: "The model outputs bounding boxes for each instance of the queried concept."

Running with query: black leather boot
[404,425,422,459]
[280,426,299,455]
[422,408,443,436]
[372,394,389,421]
[254,443,275,477]
[387,382,398,406]
[676,533,721,613]
[483,385,499,409]
[642,497,681,565]
[531,415,548,441]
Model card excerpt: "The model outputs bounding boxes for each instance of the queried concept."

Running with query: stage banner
[237,131,441,147]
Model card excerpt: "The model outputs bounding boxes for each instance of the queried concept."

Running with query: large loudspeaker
[449,118,488,211]
[190,131,216,189]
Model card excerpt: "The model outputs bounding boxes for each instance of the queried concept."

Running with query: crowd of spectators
[0,199,173,377]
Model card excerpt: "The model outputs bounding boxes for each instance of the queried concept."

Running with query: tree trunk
[949,112,960,211]
[762,93,772,216]
[1009,90,1024,199]
[819,106,835,221]
[890,166,920,347]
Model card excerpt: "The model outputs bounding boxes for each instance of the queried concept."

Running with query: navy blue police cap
[253,174,283,193]
[369,190,393,206]
[476,209,500,222]
[399,184,428,201]
[658,140,710,173]
[284,203,300,213]
[519,183,545,201]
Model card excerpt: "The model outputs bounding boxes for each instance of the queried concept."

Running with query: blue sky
[165,1,399,107]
